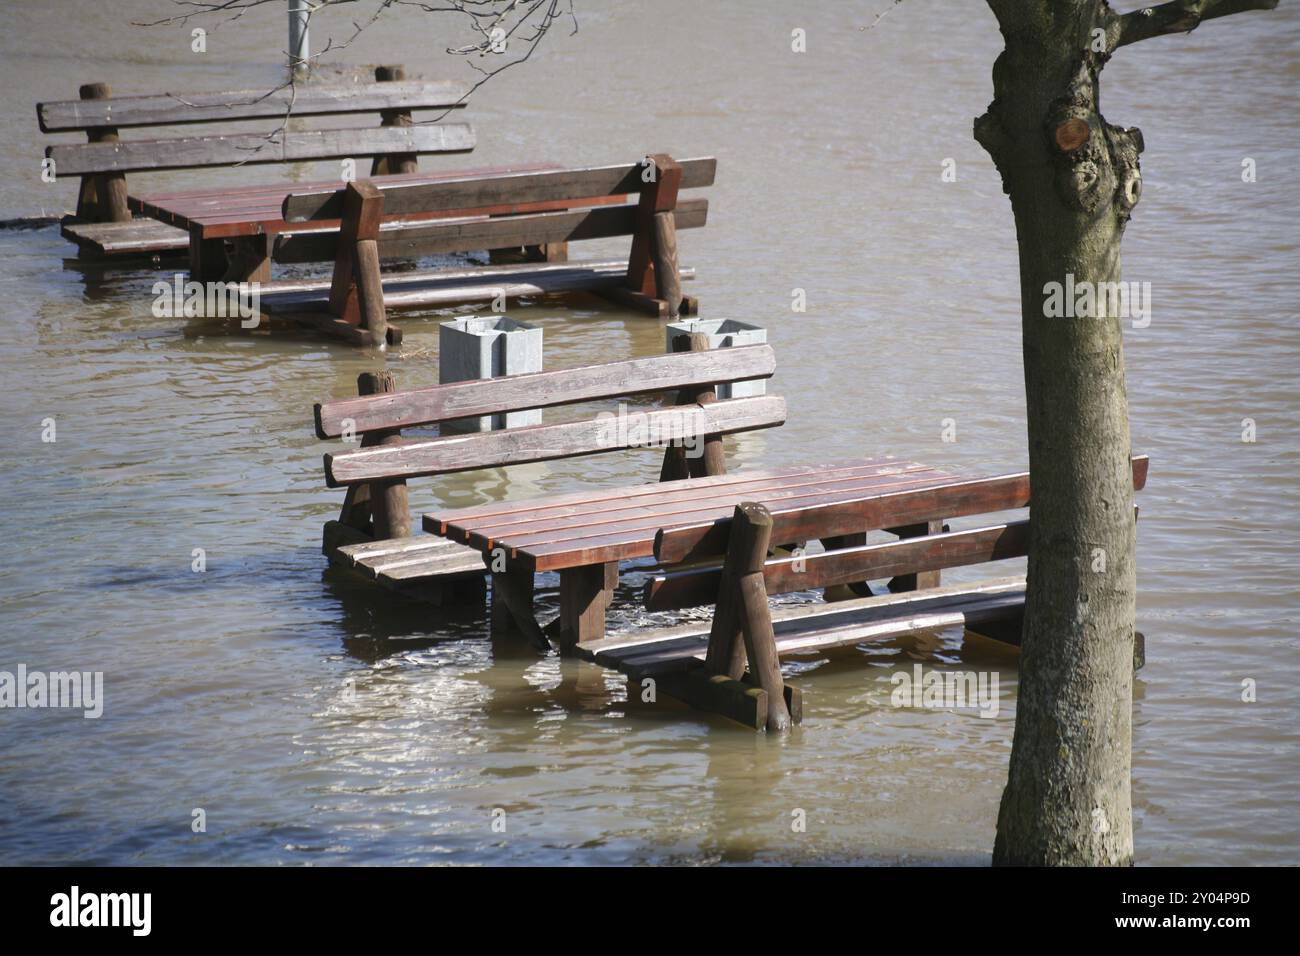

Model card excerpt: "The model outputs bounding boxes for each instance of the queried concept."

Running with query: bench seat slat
[60,217,189,255]
[324,396,787,487]
[38,81,470,132]
[576,578,1029,676]
[283,156,717,222]
[48,124,476,175]
[263,260,695,316]
[334,535,484,583]
[315,343,775,438]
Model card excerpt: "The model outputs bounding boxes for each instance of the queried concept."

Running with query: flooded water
[0,1,1296,865]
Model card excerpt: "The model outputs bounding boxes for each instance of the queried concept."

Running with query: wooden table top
[127,162,561,241]
[422,457,959,572]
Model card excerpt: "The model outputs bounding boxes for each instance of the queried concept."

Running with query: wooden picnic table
[127,162,579,282]
[422,457,961,648]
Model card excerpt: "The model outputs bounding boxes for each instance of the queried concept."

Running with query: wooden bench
[264,154,714,345]
[573,456,1150,730]
[314,338,780,634]
[39,66,473,260]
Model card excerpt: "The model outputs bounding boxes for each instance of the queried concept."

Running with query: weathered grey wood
[284,156,717,222]
[48,124,476,175]
[273,197,707,265]
[356,372,410,539]
[646,520,1031,611]
[60,218,188,255]
[315,343,775,438]
[325,395,787,486]
[582,578,1029,674]
[38,80,469,132]
[260,260,696,314]
[335,534,485,580]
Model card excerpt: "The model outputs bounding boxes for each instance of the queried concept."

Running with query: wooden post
[651,210,682,317]
[353,237,387,343]
[372,65,418,176]
[222,234,272,284]
[328,180,385,328]
[189,225,228,283]
[490,563,548,651]
[703,502,770,681]
[659,332,726,481]
[887,520,944,591]
[730,503,790,733]
[598,152,683,317]
[558,562,613,653]
[76,83,130,223]
[356,371,409,539]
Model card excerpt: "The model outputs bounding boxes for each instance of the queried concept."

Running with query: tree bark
[975,0,1275,866]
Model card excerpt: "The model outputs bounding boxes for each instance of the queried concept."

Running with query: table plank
[423,457,910,532]
[129,162,561,237]
[422,459,960,572]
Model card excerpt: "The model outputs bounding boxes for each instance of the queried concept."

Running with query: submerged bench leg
[491,567,549,651]
[559,563,613,653]
[190,225,227,283]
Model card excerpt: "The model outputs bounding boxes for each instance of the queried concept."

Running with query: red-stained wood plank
[422,458,916,532]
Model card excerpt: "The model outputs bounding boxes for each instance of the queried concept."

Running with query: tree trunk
[976,4,1143,867]
[976,0,1276,866]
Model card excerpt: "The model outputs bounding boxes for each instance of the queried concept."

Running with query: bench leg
[887,520,944,592]
[189,226,227,283]
[491,567,549,650]
[558,563,612,653]
[224,234,271,284]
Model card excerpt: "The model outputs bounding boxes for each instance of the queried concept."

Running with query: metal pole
[288,1,310,74]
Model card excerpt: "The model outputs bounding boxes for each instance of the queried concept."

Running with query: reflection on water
[0,1,1296,865]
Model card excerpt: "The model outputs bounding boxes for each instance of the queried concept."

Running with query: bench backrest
[318,343,782,489]
[273,156,715,265]
[643,455,1150,611]
[40,74,473,176]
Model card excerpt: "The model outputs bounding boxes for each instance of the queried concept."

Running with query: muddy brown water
[0,1,1296,864]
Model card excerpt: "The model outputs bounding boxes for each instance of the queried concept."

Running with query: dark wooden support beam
[371,66,419,176]
[189,224,228,282]
[490,564,549,650]
[76,83,130,223]
[328,180,385,327]
[558,562,613,653]
[355,371,410,539]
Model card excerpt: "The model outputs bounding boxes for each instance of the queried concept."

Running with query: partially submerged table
[129,163,572,282]
[423,457,960,650]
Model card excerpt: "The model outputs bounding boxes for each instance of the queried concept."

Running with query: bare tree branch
[1105,0,1279,50]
